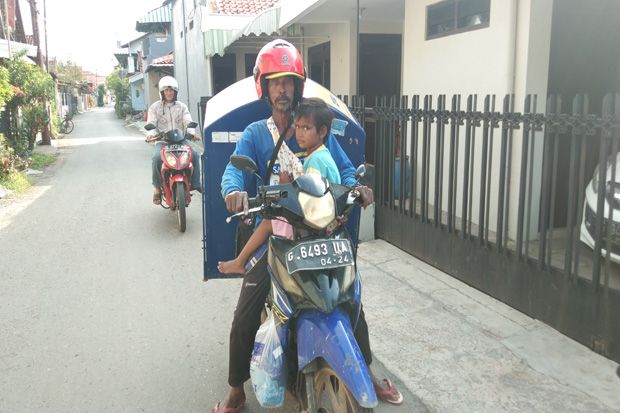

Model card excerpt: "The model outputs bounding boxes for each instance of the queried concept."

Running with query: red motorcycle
[145,122,198,232]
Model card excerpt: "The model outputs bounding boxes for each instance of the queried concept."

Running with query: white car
[580,153,620,263]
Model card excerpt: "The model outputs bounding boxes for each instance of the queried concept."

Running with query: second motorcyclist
[146,76,202,205]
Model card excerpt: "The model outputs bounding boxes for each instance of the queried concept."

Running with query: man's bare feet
[212,385,246,413]
[218,258,246,274]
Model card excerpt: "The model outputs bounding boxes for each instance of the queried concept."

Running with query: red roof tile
[216,0,278,15]
[151,53,174,65]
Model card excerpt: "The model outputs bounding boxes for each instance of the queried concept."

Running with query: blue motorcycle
[227,155,377,413]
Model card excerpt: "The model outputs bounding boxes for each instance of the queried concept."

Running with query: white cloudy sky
[41,0,165,75]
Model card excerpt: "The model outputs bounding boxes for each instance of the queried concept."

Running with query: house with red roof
[168,0,281,122]
[168,0,406,126]
[115,3,174,113]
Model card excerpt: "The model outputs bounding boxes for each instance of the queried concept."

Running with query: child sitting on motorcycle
[217,97,339,274]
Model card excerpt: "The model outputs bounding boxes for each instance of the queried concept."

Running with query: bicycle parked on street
[59,113,74,134]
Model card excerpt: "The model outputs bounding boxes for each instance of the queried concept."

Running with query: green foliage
[30,152,56,170]
[6,51,55,106]
[106,68,130,118]
[53,60,83,85]
[2,50,55,153]
[52,114,62,137]
[97,84,105,106]
[0,170,31,193]
[14,126,33,157]
[0,66,13,107]
[0,133,29,178]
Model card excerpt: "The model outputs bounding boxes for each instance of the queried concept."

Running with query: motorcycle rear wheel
[175,182,186,232]
[300,361,373,413]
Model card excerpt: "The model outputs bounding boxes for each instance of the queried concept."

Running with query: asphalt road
[0,107,242,413]
[0,107,412,413]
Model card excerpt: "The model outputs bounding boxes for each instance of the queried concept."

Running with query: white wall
[509,0,553,242]
[295,21,356,97]
[359,20,403,34]
[404,1,515,96]
[400,0,553,241]
[291,12,403,96]
[144,72,161,107]
[172,1,212,125]
[279,0,324,28]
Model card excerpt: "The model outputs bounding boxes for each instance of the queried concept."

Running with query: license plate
[165,144,188,151]
[285,239,353,273]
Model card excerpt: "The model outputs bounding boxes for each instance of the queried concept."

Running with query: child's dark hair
[295,97,334,137]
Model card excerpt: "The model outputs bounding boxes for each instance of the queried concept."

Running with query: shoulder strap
[265,118,291,183]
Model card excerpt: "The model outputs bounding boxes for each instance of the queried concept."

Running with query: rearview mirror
[355,164,366,179]
[231,155,258,174]
[144,123,156,131]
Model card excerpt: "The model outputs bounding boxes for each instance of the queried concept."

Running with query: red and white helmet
[253,39,306,107]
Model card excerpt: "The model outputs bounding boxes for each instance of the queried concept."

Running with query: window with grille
[426,0,490,40]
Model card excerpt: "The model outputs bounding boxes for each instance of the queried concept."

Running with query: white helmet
[158,76,178,101]
[158,76,178,92]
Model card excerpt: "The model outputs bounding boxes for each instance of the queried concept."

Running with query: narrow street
[0,107,226,412]
[0,108,262,412]
[0,108,412,413]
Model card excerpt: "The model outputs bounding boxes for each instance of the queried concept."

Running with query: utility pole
[356,0,360,95]
[3,0,12,57]
[43,0,48,72]
[28,0,43,69]
[28,0,51,145]
[181,0,190,107]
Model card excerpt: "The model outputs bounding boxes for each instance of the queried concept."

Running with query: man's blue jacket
[221,119,356,198]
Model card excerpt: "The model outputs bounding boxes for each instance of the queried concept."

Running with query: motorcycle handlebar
[225,184,359,224]
[247,197,260,209]
[225,206,262,224]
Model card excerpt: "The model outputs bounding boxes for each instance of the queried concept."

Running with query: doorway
[308,42,330,89]
[212,54,237,94]
[359,33,402,165]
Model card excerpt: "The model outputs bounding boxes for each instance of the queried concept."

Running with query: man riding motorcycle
[146,76,202,204]
[213,39,402,413]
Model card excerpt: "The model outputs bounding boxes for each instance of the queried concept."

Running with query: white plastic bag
[250,310,286,407]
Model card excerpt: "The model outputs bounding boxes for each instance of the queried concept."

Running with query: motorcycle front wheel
[175,182,186,232]
[301,361,373,413]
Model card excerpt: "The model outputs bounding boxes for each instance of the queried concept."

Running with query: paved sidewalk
[358,239,620,413]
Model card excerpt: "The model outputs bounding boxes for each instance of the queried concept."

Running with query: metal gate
[348,93,620,363]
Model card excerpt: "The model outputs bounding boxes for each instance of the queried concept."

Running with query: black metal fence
[344,93,620,363]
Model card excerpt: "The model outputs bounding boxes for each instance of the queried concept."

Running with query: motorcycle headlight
[298,192,335,230]
[178,151,190,169]
[164,152,178,168]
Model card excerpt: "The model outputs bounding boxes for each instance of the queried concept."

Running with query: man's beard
[272,96,292,112]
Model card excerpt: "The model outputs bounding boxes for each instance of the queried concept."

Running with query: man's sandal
[152,192,161,205]
[374,378,404,405]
